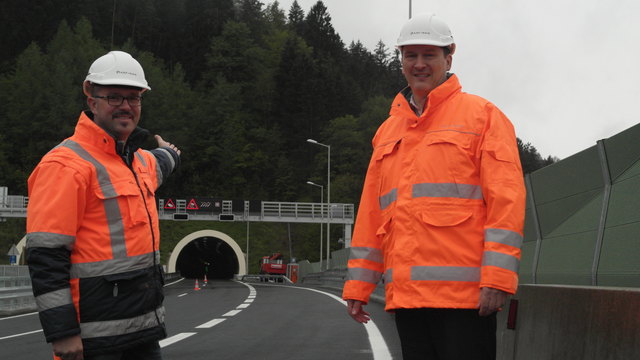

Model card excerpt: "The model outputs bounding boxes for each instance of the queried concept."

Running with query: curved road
[1,279,402,359]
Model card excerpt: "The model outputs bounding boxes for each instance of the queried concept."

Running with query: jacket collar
[391,73,462,119]
[74,111,149,159]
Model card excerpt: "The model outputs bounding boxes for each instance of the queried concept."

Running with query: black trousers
[84,341,162,360]
[394,308,496,360]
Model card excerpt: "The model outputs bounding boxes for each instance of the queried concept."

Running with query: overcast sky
[270,0,640,159]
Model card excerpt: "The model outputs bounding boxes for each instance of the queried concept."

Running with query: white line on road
[195,318,226,329]
[164,277,184,287]
[262,284,393,360]
[178,293,188,297]
[159,332,197,348]
[222,310,241,317]
[0,329,43,340]
[0,311,37,321]
[237,303,250,309]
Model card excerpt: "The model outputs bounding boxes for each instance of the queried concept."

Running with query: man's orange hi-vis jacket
[342,74,526,310]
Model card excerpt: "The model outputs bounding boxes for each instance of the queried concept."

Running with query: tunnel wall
[167,229,246,275]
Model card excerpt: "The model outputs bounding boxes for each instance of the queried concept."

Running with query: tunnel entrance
[176,236,238,279]
[167,229,247,278]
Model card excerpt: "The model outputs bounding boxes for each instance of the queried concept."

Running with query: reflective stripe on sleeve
[412,182,483,200]
[411,266,480,282]
[62,140,127,259]
[349,247,383,264]
[70,251,160,279]
[80,306,165,339]
[134,152,147,167]
[379,188,397,210]
[35,288,73,311]
[482,251,520,273]
[140,150,163,188]
[155,148,176,173]
[26,232,75,250]
[485,228,523,248]
[384,268,393,283]
[346,267,383,285]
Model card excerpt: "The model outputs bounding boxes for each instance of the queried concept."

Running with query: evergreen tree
[287,1,305,34]
[303,1,343,58]
[517,138,558,174]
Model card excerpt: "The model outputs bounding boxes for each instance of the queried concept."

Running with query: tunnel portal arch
[168,229,246,278]
[17,230,247,278]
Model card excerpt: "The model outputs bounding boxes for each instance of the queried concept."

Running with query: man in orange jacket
[342,13,526,360]
[26,51,181,360]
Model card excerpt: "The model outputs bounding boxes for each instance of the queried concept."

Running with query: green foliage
[0,0,556,265]
[518,138,558,174]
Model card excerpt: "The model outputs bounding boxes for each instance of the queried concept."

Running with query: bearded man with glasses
[26,51,181,360]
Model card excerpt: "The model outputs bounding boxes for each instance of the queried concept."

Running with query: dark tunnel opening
[176,237,239,279]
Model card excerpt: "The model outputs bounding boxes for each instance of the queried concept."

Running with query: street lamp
[306,181,324,268]
[307,139,331,270]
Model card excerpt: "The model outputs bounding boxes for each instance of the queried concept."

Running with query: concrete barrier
[299,269,640,359]
[499,284,640,360]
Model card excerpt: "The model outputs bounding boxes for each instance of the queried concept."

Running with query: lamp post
[306,181,324,269]
[307,139,331,270]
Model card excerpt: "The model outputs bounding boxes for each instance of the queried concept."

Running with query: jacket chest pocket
[93,179,150,228]
[373,138,403,211]
[415,132,478,182]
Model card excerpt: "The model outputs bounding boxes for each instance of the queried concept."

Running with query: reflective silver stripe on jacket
[70,251,160,279]
[482,251,520,273]
[80,306,165,339]
[143,150,164,188]
[155,148,176,172]
[134,152,147,167]
[485,228,523,248]
[411,266,480,282]
[346,267,383,285]
[384,268,393,283]
[62,140,128,259]
[412,182,483,200]
[137,151,163,188]
[349,247,383,264]
[379,188,397,210]
[35,288,73,311]
[26,232,75,250]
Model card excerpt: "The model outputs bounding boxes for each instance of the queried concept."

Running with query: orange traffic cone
[194,279,201,291]
[204,274,208,285]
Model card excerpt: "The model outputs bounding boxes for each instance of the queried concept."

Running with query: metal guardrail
[1,189,356,225]
[0,265,36,316]
[261,202,354,222]
[0,195,28,218]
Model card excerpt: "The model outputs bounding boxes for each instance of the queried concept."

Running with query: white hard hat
[396,13,454,48]
[83,51,150,94]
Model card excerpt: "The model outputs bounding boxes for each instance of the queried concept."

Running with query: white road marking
[0,329,42,340]
[223,310,242,317]
[0,312,37,321]
[196,318,226,329]
[244,299,254,303]
[159,332,197,348]
[178,293,188,297]
[237,303,250,309]
[263,284,393,360]
[164,277,184,287]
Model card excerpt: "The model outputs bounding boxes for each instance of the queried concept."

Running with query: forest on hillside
[0,0,555,206]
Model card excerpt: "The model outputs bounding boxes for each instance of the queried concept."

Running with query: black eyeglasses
[93,95,142,107]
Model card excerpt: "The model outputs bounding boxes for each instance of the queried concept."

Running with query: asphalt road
[0,278,402,359]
